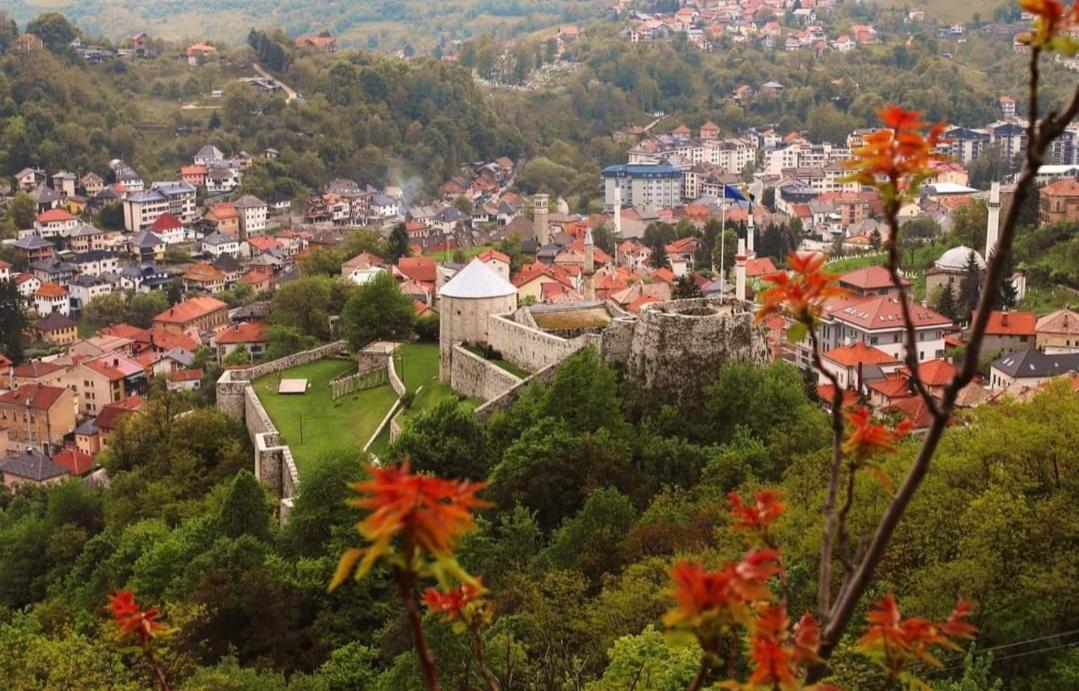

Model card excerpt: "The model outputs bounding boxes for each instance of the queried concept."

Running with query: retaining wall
[450,345,523,402]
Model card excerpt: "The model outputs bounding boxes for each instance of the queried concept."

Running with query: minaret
[986,181,1001,259]
[584,226,596,301]
[613,185,622,238]
[533,193,550,247]
[746,200,756,258]
[735,237,747,302]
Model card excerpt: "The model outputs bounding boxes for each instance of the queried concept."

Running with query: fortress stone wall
[486,314,588,374]
[450,344,523,401]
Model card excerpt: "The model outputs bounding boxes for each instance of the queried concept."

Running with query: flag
[722,184,748,203]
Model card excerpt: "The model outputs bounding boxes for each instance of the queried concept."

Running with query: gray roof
[53,170,76,180]
[31,185,62,203]
[35,311,77,331]
[438,258,517,299]
[195,145,225,160]
[232,194,267,209]
[72,223,105,236]
[163,347,195,366]
[76,418,99,436]
[0,451,68,482]
[14,234,54,250]
[73,250,118,263]
[132,230,163,249]
[152,181,196,197]
[992,348,1079,379]
[202,232,237,246]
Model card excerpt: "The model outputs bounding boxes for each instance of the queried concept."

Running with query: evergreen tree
[993,251,1019,310]
[217,470,273,542]
[340,271,415,348]
[934,284,960,322]
[0,279,26,364]
[387,223,410,263]
[672,273,703,299]
[957,251,983,321]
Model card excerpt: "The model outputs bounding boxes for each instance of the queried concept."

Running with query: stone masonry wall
[474,353,573,420]
[450,345,523,402]
[487,314,583,374]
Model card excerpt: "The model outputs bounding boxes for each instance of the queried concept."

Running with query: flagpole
[720,184,726,295]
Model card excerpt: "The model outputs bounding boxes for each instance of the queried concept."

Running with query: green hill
[9,0,605,51]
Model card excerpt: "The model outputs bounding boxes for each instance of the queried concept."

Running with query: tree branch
[810,46,1079,674]
[811,326,846,622]
[397,567,441,691]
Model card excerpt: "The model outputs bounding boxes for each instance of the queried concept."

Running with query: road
[253,63,300,103]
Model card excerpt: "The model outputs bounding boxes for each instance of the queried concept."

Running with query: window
[870,336,878,345]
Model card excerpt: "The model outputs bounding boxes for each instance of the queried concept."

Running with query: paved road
[253,63,299,102]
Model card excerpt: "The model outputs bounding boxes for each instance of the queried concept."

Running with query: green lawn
[464,344,527,378]
[253,359,398,474]
[1019,284,1078,313]
[825,253,887,275]
[393,342,481,424]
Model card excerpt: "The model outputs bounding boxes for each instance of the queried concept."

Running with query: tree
[387,223,410,263]
[994,252,1019,310]
[270,276,334,339]
[0,279,26,364]
[389,400,489,480]
[933,284,960,322]
[81,293,126,331]
[672,273,702,299]
[262,325,317,361]
[543,487,637,582]
[453,195,473,215]
[97,203,124,231]
[125,292,168,328]
[217,470,273,542]
[340,271,414,348]
[10,192,36,229]
[957,251,983,321]
[25,13,77,52]
[589,626,698,691]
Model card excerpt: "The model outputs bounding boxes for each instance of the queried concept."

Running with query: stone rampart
[486,314,582,374]
[474,353,572,420]
[450,345,523,401]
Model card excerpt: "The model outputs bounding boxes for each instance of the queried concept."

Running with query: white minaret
[746,201,756,258]
[533,193,550,247]
[735,237,747,302]
[986,181,1001,259]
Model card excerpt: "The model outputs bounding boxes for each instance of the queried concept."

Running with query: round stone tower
[437,259,518,382]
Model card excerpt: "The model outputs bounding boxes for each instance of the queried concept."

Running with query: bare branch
[809,45,1079,674]
[810,327,846,622]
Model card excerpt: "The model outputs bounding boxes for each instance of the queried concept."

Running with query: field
[396,342,481,416]
[879,0,993,25]
[253,358,397,473]
[423,244,496,262]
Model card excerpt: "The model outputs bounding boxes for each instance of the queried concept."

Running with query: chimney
[1001,312,1008,327]
[735,237,747,302]
[533,194,550,247]
[986,181,1001,259]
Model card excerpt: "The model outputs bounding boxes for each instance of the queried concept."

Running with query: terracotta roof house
[839,266,911,297]
[1035,307,1079,352]
[153,296,228,335]
[33,312,78,345]
[215,321,268,360]
[972,309,1037,357]
[0,384,77,448]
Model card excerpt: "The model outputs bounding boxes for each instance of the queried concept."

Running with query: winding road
[253,63,300,103]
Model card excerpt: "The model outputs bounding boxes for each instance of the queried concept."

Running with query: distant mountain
[9,0,604,52]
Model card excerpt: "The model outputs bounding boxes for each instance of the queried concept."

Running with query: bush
[414,313,440,342]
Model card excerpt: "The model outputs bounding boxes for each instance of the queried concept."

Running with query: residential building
[971,310,1037,357]
[34,283,69,317]
[182,262,226,293]
[13,234,55,264]
[80,172,105,196]
[69,224,109,253]
[153,296,228,334]
[150,213,188,244]
[193,145,225,167]
[1038,178,1079,225]
[130,231,166,263]
[988,348,1079,390]
[205,165,243,194]
[602,163,683,210]
[73,354,146,416]
[1036,307,1079,352]
[33,312,78,345]
[215,321,268,360]
[69,274,115,312]
[233,195,269,237]
[294,35,337,53]
[839,266,910,297]
[122,182,197,232]
[0,384,77,450]
[0,450,74,487]
[34,209,79,238]
[72,250,122,277]
[201,232,242,258]
[202,202,241,236]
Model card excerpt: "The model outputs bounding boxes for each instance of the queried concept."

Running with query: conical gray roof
[438,258,517,299]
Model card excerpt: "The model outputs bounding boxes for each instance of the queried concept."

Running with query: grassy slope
[877,0,992,25]
[253,358,397,473]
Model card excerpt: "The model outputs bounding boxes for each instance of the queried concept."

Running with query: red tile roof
[35,283,67,298]
[12,360,66,379]
[478,249,511,264]
[247,235,282,252]
[827,295,952,330]
[96,395,145,431]
[914,359,957,387]
[101,323,150,341]
[151,212,183,231]
[36,209,76,223]
[53,449,95,476]
[650,267,676,284]
[396,256,437,284]
[840,266,910,290]
[154,296,227,325]
[216,321,267,344]
[0,383,67,410]
[815,384,860,407]
[976,310,1037,337]
[868,374,914,401]
[886,395,936,430]
[745,257,778,278]
[168,368,204,382]
[627,294,662,313]
[823,342,900,367]
[513,262,574,289]
[1041,178,1079,197]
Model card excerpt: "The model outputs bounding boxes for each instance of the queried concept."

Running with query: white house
[201,232,241,258]
[34,283,69,317]
[206,166,243,194]
[122,182,197,232]
[233,195,269,237]
[34,209,80,239]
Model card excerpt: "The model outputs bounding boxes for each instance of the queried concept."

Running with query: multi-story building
[602,163,683,210]
[73,354,146,416]
[122,182,197,232]
[232,195,269,237]
[0,384,77,451]
[1038,177,1079,225]
[34,209,80,239]
[153,296,228,335]
[1035,307,1079,352]
[34,283,69,317]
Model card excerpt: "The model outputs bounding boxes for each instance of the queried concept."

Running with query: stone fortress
[438,256,770,413]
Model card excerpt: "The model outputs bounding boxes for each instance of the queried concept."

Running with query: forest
[0,350,1075,689]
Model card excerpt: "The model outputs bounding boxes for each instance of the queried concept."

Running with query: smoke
[386,166,425,207]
